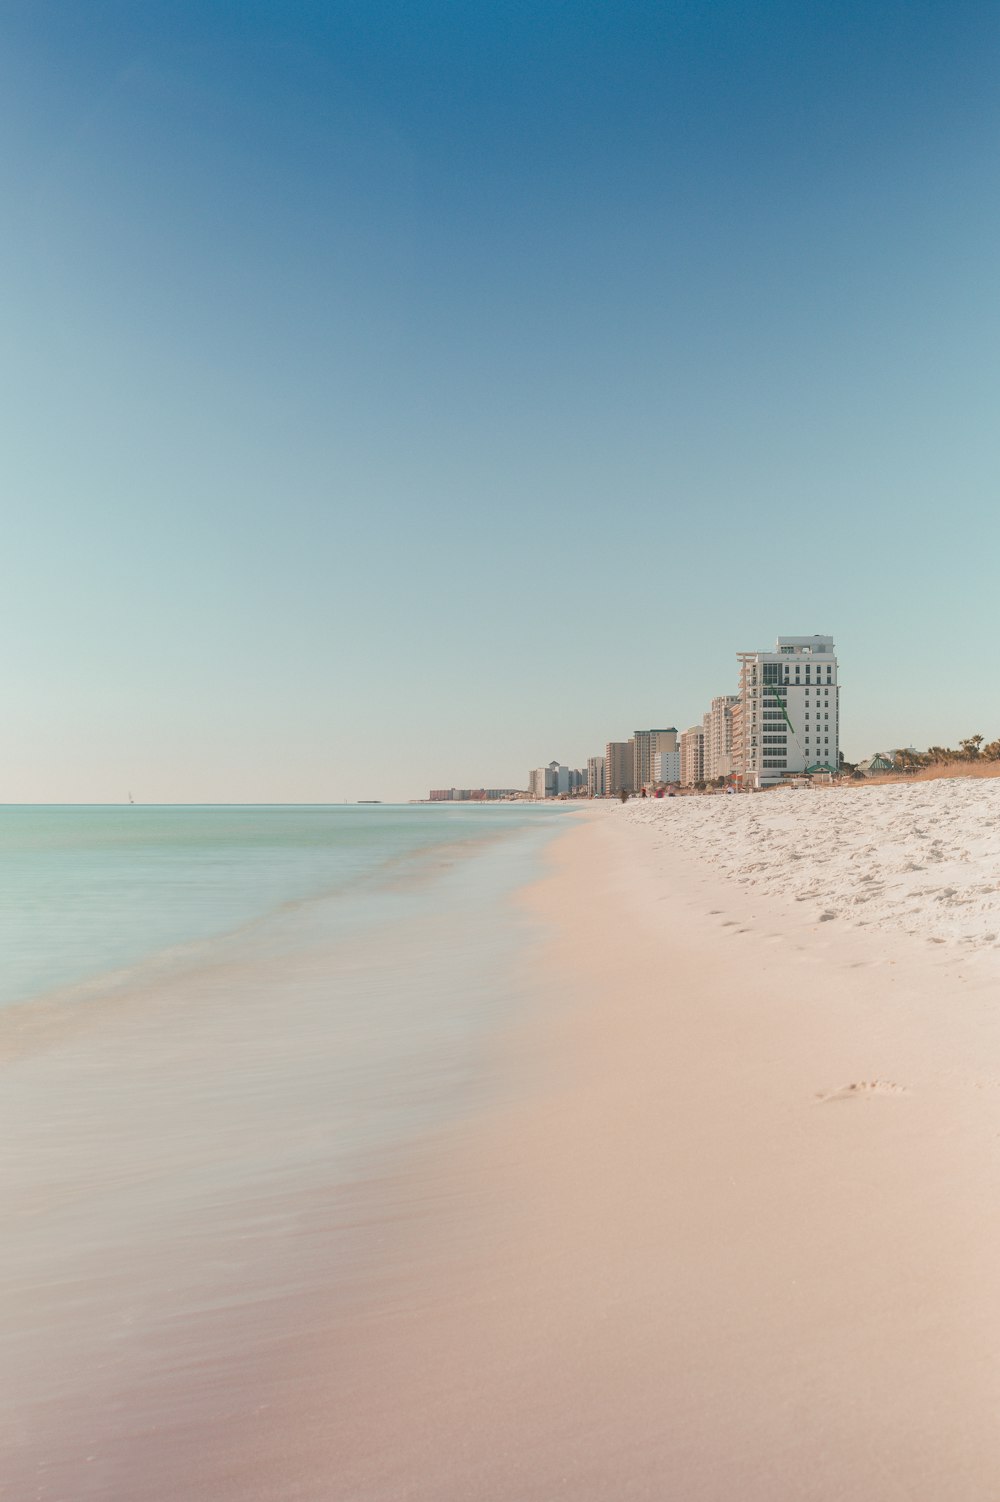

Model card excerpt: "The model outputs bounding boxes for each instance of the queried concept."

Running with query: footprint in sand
[815,1079,909,1103]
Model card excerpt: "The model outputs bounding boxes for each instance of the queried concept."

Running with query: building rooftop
[776,635,834,652]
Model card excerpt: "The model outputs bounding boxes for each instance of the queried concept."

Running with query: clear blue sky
[4,1,999,800]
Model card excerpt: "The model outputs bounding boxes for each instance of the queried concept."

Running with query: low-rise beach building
[858,753,895,775]
[430,788,521,801]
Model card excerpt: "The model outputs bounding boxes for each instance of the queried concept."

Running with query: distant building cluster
[599,730,679,799]
[674,634,838,790]
[428,788,523,802]
[585,635,841,797]
[527,763,586,798]
[427,634,841,801]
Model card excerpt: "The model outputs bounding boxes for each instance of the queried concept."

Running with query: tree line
[893,736,1000,769]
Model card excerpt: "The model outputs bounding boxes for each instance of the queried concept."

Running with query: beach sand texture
[7,782,1000,1499]
[625,777,1000,946]
[316,789,1000,1501]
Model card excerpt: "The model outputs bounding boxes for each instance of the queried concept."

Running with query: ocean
[0,802,576,1499]
[0,803,567,1010]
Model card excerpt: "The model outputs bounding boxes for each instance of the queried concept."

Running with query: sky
[3,0,999,801]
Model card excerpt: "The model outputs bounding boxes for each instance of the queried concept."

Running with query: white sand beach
[7,782,1000,1499]
[625,776,1000,947]
[321,781,1000,1501]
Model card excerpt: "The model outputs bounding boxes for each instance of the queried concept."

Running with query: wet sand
[324,805,1000,1500]
[7,804,1000,1499]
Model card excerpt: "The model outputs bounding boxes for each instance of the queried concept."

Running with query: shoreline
[0,811,573,1500]
[321,801,1000,1500]
[8,797,1000,1498]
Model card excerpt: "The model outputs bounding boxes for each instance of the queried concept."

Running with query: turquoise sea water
[2,803,578,1496]
[0,803,570,1011]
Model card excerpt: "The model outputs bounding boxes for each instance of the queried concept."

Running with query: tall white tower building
[736,635,839,788]
[587,755,607,797]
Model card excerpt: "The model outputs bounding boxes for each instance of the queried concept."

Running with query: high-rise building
[679,725,705,786]
[703,695,739,781]
[632,728,678,790]
[605,741,635,795]
[730,701,744,782]
[587,756,606,797]
[528,766,548,798]
[529,762,577,798]
[736,635,839,788]
[652,749,680,783]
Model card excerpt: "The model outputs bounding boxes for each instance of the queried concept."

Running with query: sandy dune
[625,778,1000,947]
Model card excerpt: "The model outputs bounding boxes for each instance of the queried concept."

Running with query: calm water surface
[0,803,569,1009]
[1,803,578,1499]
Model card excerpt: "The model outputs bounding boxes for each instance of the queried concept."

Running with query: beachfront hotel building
[736,635,839,788]
[652,749,680,784]
[703,695,739,782]
[529,762,562,798]
[633,728,678,790]
[605,741,635,796]
[679,725,705,786]
[730,701,744,780]
[528,763,585,798]
[587,755,606,797]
